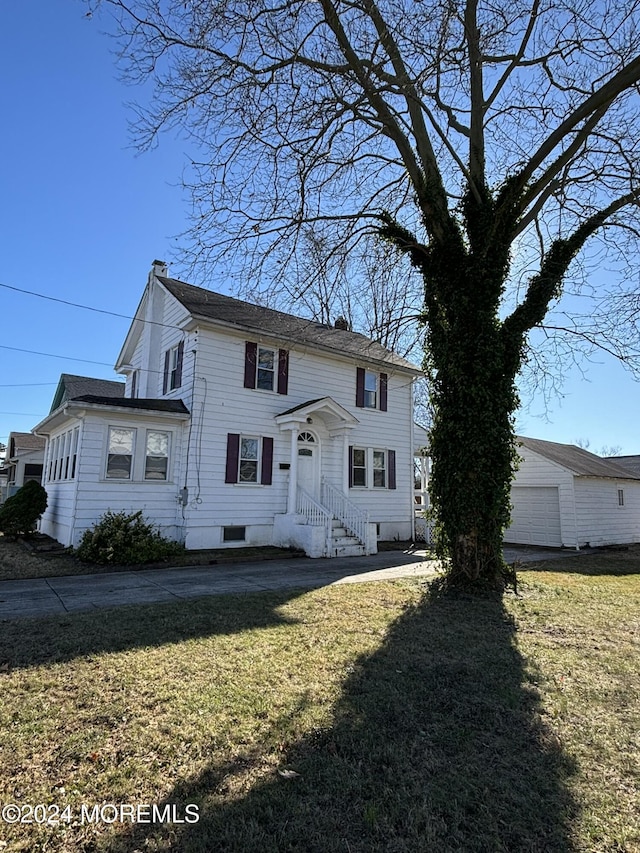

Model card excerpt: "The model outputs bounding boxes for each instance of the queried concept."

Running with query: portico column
[342,429,349,494]
[287,426,299,514]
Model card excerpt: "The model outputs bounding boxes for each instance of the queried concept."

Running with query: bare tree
[91,0,640,588]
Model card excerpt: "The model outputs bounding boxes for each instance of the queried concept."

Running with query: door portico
[275,397,359,514]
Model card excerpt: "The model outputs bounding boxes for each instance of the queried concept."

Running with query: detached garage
[505,436,640,549]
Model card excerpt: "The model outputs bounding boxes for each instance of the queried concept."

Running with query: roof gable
[50,374,125,413]
[159,276,420,373]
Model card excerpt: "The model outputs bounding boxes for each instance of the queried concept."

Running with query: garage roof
[518,436,640,480]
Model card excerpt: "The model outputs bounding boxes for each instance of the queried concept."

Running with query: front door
[296,431,320,499]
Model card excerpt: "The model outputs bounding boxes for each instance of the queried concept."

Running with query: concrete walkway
[0,546,583,621]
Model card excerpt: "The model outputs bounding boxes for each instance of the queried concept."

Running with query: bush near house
[0,480,48,538]
[75,510,184,565]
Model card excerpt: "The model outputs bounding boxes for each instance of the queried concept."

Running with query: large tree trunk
[424,241,520,590]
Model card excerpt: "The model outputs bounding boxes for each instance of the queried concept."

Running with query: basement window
[223,526,246,542]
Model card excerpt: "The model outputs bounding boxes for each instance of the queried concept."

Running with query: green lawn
[0,554,638,852]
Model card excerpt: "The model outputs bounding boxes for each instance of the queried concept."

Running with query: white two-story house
[34,261,423,557]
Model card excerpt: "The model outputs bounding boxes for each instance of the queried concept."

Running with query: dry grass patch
[0,558,638,852]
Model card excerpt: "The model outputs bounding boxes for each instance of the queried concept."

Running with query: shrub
[0,480,48,538]
[75,510,184,565]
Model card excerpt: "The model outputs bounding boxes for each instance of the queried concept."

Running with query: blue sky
[1,1,639,455]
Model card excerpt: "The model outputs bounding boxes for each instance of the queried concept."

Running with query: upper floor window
[130,369,139,399]
[364,371,377,408]
[356,367,388,411]
[244,341,289,394]
[257,347,276,390]
[163,340,184,393]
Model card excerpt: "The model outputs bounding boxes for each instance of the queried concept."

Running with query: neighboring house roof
[605,455,640,477]
[7,432,46,458]
[50,374,125,413]
[518,436,640,480]
[158,276,420,373]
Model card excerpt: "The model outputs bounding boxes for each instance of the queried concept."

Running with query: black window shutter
[348,445,354,488]
[261,437,274,485]
[162,350,170,394]
[225,434,240,483]
[175,340,184,388]
[355,367,365,408]
[244,341,257,388]
[388,449,396,490]
[380,373,388,411]
[277,349,289,395]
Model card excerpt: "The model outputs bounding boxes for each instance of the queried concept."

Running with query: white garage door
[505,486,562,547]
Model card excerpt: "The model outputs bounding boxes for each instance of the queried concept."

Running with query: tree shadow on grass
[0,590,306,671]
[100,585,579,853]
[517,548,640,577]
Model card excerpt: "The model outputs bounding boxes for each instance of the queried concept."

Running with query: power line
[0,281,181,331]
[0,382,59,387]
[0,344,113,366]
[0,281,135,322]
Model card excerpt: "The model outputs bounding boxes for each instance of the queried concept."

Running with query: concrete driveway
[0,545,584,621]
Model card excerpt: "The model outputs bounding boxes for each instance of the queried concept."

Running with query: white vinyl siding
[180,323,413,548]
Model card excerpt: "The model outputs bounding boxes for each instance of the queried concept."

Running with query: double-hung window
[356,368,388,411]
[364,372,377,408]
[225,433,274,485]
[256,347,275,391]
[106,427,135,479]
[244,341,289,394]
[104,427,172,481]
[239,437,260,483]
[349,447,396,490]
[373,450,387,488]
[163,341,184,393]
[145,431,170,480]
[352,448,367,487]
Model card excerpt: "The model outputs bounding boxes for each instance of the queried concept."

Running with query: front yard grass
[0,552,638,852]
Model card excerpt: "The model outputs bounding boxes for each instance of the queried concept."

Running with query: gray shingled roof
[71,396,189,415]
[8,432,46,456]
[605,455,640,477]
[159,276,420,373]
[51,374,125,413]
[518,436,640,480]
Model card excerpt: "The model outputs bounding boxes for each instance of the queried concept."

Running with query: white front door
[296,431,320,499]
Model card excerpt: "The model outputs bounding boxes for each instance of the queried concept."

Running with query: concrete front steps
[330,520,366,557]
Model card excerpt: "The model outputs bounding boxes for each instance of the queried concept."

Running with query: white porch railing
[296,487,332,556]
[321,479,369,546]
